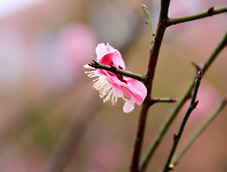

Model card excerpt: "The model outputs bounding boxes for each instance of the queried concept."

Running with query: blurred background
[0,0,226,172]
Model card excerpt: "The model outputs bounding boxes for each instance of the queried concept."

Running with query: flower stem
[171,98,227,167]
[140,32,227,171]
[89,60,147,82]
[167,6,227,26]
[162,70,202,172]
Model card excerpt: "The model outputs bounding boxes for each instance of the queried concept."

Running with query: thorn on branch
[173,134,178,141]
[191,61,200,71]
[150,98,178,105]
[110,65,117,72]
[192,100,199,109]
[192,61,203,78]
[208,7,214,16]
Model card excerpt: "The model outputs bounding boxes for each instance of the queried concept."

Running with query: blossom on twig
[84,43,147,113]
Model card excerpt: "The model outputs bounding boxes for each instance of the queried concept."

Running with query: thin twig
[171,98,227,167]
[167,6,227,26]
[202,32,227,72]
[142,4,155,43]
[162,69,202,172]
[150,98,177,105]
[140,32,227,171]
[88,60,147,82]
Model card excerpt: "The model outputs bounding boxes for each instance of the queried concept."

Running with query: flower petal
[106,43,115,52]
[112,51,125,69]
[123,101,135,113]
[126,78,147,105]
[96,43,125,69]
[96,43,106,60]
[112,86,124,97]
[98,52,115,66]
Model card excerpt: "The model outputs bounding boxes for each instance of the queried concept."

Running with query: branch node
[173,134,178,141]
[110,65,117,71]
[208,6,214,16]
[197,69,202,77]
[168,163,175,171]
[223,98,227,105]
[192,100,199,109]
[170,98,178,103]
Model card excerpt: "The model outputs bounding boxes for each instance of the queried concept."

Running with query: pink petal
[105,75,147,107]
[96,43,106,60]
[96,43,125,69]
[123,101,135,113]
[112,51,125,69]
[126,78,147,104]
[98,52,115,66]
[112,86,124,97]
[106,43,115,52]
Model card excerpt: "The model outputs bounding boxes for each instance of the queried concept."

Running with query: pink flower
[84,43,147,113]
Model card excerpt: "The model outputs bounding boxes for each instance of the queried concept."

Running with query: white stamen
[85,69,118,105]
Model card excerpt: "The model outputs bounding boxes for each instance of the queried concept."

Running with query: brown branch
[130,1,170,171]
[140,32,227,171]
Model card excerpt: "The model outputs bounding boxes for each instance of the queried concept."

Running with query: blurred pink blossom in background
[37,23,98,90]
[58,24,98,73]
[168,0,201,17]
[91,140,125,171]
[181,81,221,122]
